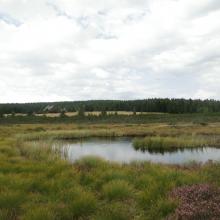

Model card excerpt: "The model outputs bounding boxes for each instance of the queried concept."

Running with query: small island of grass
[132,136,220,152]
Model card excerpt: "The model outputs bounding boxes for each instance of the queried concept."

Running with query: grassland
[0,123,220,219]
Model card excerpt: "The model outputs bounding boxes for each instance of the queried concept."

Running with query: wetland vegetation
[132,135,220,151]
[0,114,220,219]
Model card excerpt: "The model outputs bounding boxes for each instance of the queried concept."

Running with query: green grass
[133,135,220,152]
[0,123,220,219]
[102,180,134,201]
[17,129,119,141]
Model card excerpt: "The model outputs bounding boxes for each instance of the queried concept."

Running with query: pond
[53,137,220,164]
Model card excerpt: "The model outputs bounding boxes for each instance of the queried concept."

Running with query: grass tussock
[102,180,134,201]
[18,141,60,161]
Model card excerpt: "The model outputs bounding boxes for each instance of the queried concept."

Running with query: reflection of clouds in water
[60,138,220,164]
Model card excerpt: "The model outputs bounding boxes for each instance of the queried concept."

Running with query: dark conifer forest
[0,98,220,115]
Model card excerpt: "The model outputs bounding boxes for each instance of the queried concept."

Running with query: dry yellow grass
[34,111,167,117]
[2,122,220,141]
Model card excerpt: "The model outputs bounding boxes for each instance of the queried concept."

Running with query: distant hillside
[0,98,220,115]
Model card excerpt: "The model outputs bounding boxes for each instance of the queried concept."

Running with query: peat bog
[0,119,220,219]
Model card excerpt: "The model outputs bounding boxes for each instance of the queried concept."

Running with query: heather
[170,184,220,220]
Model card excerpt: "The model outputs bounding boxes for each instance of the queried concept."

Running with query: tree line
[0,98,220,116]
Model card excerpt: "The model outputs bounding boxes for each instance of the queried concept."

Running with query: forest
[1,98,220,115]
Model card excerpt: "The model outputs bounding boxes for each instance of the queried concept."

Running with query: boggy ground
[0,123,220,220]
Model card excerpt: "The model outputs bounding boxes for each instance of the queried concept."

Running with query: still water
[55,137,220,164]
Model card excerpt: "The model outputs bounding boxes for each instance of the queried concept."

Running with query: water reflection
[53,137,220,164]
[138,146,209,154]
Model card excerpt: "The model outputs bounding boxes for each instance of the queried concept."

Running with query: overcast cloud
[0,0,220,103]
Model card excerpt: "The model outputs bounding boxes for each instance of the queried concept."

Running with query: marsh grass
[17,129,118,142]
[68,189,97,218]
[18,141,60,161]
[102,180,134,201]
[133,135,220,152]
[13,122,220,149]
[93,201,138,220]
[22,207,55,220]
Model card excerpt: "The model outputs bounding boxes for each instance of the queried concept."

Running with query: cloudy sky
[0,0,220,103]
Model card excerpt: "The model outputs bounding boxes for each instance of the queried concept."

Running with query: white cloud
[0,0,220,103]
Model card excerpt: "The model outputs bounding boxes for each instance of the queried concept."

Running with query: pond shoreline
[39,137,220,165]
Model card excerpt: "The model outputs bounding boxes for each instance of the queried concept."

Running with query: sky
[0,0,220,103]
